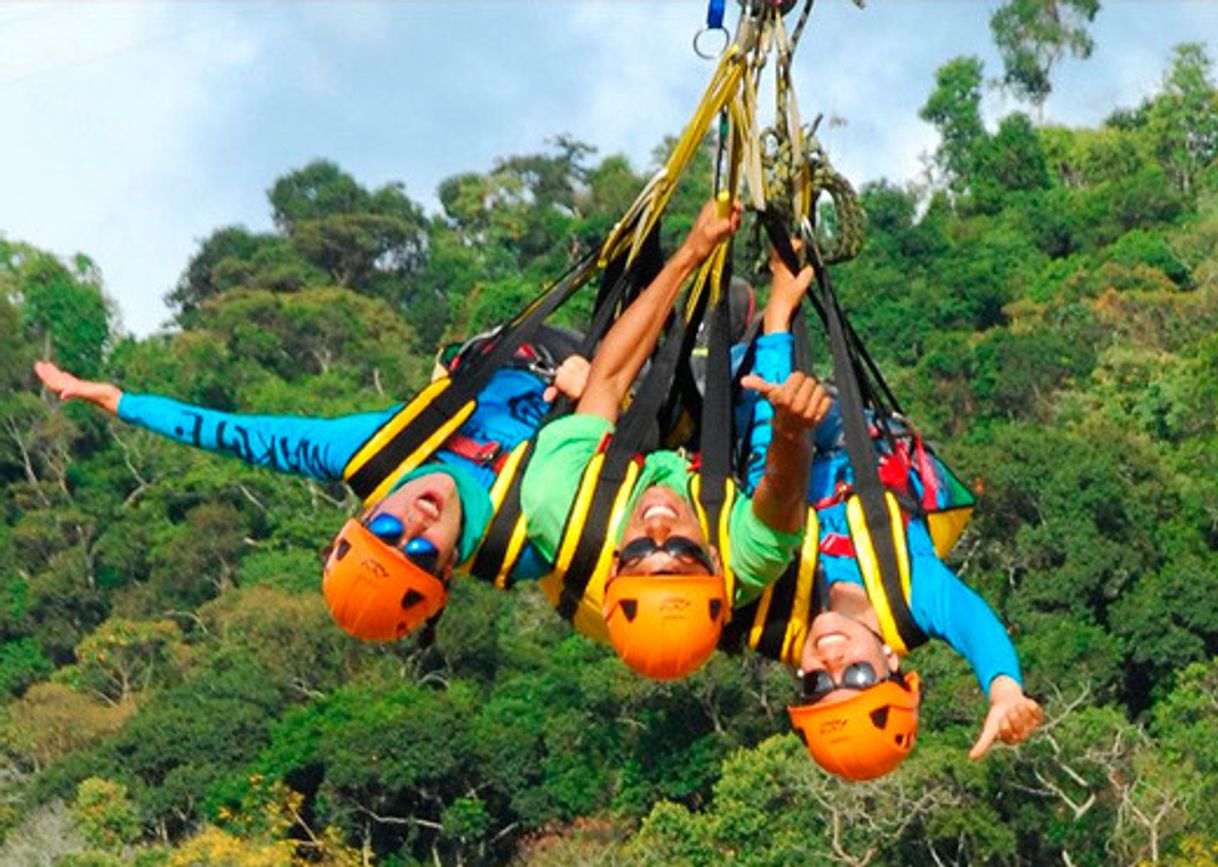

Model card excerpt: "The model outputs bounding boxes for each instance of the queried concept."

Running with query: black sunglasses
[366,513,444,576]
[617,535,715,574]
[799,662,904,704]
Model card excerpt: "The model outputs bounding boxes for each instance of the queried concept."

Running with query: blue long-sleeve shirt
[117,368,553,580]
[740,332,1022,693]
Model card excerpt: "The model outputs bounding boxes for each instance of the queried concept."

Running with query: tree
[2,683,134,772]
[990,0,1101,112]
[920,57,988,194]
[70,777,139,854]
[167,227,319,323]
[3,241,111,379]
[1149,43,1218,196]
[72,618,182,704]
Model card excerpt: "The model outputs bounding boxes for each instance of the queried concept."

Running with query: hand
[681,198,743,262]
[544,354,591,402]
[33,360,122,416]
[767,241,815,318]
[969,676,1044,760]
[741,371,831,439]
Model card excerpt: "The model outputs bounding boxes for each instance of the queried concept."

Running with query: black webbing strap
[347,248,600,500]
[696,247,735,548]
[803,230,926,650]
[758,211,903,417]
[470,229,666,586]
[556,273,714,620]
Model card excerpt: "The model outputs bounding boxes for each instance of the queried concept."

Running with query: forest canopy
[1,26,1217,867]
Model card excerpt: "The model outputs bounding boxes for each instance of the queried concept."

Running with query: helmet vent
[401,589,426,610]
[620,600,638,622]
[869,706,890,730]
[709,599,723,621]
[335,540,352,560]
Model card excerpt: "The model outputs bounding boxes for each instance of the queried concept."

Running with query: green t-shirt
[521,414,801,605]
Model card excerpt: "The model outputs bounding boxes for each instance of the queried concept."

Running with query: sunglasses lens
[404,536,441,575]
[666,536,713,571]
[803,670,835,700]
[618,536,713,573]
[618,538,656,570]
[367,513,404,544]
[842,662,879,689]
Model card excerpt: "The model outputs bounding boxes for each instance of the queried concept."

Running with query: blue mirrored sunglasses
[365,513,443,576]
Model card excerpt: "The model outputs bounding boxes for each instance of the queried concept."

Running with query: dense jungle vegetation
[1,12,1217,866]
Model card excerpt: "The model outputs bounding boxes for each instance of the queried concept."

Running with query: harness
[538,255,744,641]
[721,206,975,663]
[720,492,919,666]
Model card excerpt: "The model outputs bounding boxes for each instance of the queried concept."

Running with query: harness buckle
[445,434,502,466]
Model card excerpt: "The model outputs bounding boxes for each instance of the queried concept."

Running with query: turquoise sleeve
[740,333,794,492]
[906,521,1023,692]
[117,393,395,481]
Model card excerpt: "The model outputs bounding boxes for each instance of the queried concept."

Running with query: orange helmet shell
[322,519,448,642]
[602,574,727,681]
[787,671,921,781]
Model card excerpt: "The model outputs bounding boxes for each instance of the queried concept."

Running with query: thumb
[740,374,776,395]
[968,711,1001,761]
[543,385,558,403]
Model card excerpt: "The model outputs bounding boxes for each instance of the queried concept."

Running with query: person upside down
[34,324,589,641]
[519,198,832,680]
[732,245,1043,780]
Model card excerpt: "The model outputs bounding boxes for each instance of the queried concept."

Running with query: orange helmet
[787,671,921,781]
[602,574,727,681]
[322,519,448,641]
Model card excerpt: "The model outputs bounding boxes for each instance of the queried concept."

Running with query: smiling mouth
[815,633,848,651]
[642,504,678,522]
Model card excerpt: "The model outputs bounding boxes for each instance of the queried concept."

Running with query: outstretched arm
[576,199,742,423]
[34,360,391,481]
[904,526,1043,758]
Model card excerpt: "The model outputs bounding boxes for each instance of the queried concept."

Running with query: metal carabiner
[693,25,730,60]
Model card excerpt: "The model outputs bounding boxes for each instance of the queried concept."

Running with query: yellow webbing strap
[690,473,737,614]
[600,45,747,268]
[456,440,532,586]
[743,508,818,661]
[845,491,915,655]
[342,378,477,506]
[493,518,531,591]
[780,507,820,667]
[748,583,775,652]
[539,452,642,642]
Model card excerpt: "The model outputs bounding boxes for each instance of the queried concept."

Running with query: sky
[1,0,1215,338]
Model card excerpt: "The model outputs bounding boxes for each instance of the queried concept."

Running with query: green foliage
[0,636,52,697]
[70,777,140,852]
[2,241,111,379]
[990,0,1100,109]
[1148,43,1218,196]
[920,57,987,192]
[1,39,1216,865]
